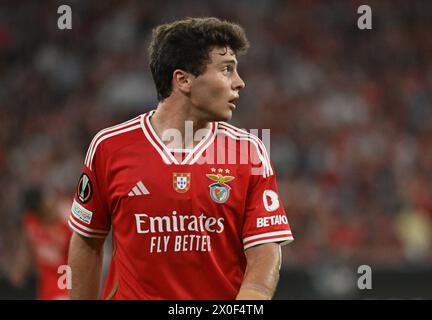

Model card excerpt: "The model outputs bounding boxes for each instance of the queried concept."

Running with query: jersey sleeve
[68,139,111,238]
[242,155,294,250]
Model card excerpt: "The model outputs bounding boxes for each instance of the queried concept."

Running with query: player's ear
[172,69,192,94]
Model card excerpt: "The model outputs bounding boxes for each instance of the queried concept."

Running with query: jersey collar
[140,110,218,165]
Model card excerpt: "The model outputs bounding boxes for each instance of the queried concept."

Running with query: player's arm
[237,137,293,300]
[236,242,281,300]
[68,136,111,299]
[68,232,105,299]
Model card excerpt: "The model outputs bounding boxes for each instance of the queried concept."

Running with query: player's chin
[207,107,232,122]
[216,109,233,122]
[220,104,236,121]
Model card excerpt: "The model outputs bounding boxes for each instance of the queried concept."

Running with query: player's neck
[150,101,211,149]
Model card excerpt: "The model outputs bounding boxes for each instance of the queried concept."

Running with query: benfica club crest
[173,173,191,193]
[206,173,235,204]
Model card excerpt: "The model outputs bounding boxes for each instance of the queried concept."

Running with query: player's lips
[228,96,239,109]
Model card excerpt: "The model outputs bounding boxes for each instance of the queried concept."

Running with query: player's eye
[222,65,234,74]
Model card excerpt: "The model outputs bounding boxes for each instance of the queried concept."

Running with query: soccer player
[68,17,293,300]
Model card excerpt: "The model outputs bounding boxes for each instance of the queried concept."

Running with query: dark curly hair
[148,17,250,101]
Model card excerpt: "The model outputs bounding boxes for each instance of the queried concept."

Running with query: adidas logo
[128,181,150,196]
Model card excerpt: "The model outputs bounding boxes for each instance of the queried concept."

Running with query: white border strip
[243,230,292,243]
[188,123,218,165]
[85,117,141,166]
[141,114,175,165]
[68,220,107,239]
[88,124,141,170]
[218,129,270,177]
[244,236,294,250]
[145,112,179,164]
[69,213,109,234]
[182,122,215,164]
[218,123,273,176]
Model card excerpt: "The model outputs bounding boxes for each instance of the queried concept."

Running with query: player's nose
[232,72,245,91]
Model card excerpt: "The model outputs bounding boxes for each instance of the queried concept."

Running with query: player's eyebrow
[219,59,238,66]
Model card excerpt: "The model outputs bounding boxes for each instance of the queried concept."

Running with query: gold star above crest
[211,168,216,172]
[225,169,230,174]
[218,168,223,173]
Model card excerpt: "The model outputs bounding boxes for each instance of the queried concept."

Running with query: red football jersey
[69,110,293,299]
[24,214,71,300]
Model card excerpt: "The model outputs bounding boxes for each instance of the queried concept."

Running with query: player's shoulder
[90,114,143,149]
[84,114,143,169]
[216,121,274,178]
[217,121,268,153]
[217,121,261,141]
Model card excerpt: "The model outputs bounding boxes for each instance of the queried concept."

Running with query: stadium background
[1,0,431,299]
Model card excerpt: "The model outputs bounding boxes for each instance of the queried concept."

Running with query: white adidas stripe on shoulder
[218,129,271,178]
[219,122,273,175]
[85,116,142,170]
[219,122,272,172]
[84,115,141,166]
[218,127,273,178]
[219,122,270,157]
[87,124,141,170]
[218,123,273,177]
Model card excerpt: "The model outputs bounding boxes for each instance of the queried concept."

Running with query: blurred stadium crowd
[1,0,432,284]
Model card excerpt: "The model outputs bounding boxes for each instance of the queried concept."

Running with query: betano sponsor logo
[257,215,288,228]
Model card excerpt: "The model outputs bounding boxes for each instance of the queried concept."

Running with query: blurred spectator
[3,187,71,299]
